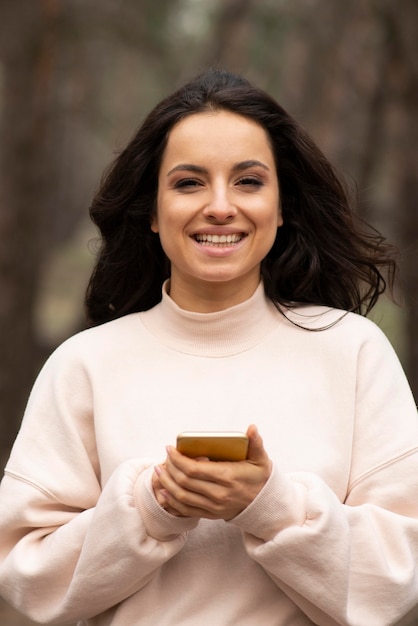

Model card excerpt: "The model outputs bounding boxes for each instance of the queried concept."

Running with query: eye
[236,176,264,188]
[173,178,203,191]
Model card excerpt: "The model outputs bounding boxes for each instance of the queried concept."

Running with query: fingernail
[154,465,162,476]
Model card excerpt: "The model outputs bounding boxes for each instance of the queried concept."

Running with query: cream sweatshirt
[1,283,418,626]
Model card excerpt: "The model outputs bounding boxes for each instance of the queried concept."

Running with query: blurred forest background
[0,0,417,624]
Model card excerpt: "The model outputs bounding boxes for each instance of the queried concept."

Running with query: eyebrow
[166,160,270,177]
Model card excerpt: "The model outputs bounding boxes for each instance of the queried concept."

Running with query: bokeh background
[0,0,417,624]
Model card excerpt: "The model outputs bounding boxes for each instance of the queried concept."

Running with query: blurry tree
[203,0,257,69]
[382,0,418,403]
[0,0,61,469]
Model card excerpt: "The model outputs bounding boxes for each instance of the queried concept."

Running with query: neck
[168,275,261,313]
[139,279,282,357]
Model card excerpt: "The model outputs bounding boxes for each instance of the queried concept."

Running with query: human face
[152,110,282,311]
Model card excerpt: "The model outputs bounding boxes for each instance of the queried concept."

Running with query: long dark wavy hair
[85,68,396,326]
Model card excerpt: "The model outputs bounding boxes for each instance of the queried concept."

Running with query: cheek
[154,229,174,265]
[156,197,194,235]
[260,202,282,232]
[257,207,281,253]
[151,205,185,260]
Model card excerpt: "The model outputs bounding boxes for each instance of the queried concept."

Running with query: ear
[277,203,284,228]
[150,214,159,233]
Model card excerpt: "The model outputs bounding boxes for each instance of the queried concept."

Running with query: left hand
[152,425,272,520]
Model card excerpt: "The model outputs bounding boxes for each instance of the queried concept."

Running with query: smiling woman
[0,69,417,626]
[151,110,281,311]
[84,69,396,324]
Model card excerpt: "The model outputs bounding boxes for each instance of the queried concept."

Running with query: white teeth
[194,233,243,245]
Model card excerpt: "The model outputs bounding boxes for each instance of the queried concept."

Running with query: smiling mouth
[193,233,245,246]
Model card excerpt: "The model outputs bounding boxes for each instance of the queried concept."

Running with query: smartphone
[176,431,249,462]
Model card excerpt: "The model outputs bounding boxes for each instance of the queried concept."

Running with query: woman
[0,69,417,625]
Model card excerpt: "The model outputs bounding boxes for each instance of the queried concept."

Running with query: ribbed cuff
[133,466,199,541]
[229,465,307,541]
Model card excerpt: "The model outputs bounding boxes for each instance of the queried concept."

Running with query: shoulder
[42,313,143,371]
[282,305,413,400]
[281,303,399,360]
[283,304,387,338]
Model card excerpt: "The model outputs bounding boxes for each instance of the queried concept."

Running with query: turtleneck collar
[139,281,282,357]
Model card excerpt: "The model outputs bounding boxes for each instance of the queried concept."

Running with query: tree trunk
[202,0,257,72]
[0,0,60,469]
[388,0,418,403]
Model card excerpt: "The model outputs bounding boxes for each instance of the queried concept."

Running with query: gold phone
[176,431,249,462]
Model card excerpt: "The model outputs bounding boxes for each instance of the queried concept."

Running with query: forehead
[160,110,275,168]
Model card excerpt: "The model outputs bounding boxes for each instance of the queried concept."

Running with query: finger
[246,424,269,464]
[165,448,230,494]
[166,446,244,487]
[153,469,194,516]
[152,466,170,508]
[157,460,236,518]
[159,448,271,520]
[165,446,262,507]
[159,488,221,520]
[157,459,221,505]
[163,484,215,517]
[161,490,198,517]
[158,489,191,517]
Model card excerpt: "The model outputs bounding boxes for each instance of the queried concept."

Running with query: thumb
[246,424,267,464]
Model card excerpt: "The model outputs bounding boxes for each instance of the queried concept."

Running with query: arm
[0,345,198,624]
[233,452,418,626]
[154,329,418,626]
[155,432,418,626]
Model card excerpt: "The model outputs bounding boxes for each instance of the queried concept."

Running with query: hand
[152,425,272,520]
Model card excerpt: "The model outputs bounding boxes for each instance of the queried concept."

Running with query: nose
[202,186,237,221]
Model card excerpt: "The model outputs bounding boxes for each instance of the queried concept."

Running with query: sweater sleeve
[0,342,198,625]
[231,324,418,626]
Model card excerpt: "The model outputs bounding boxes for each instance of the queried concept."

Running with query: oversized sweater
[1,282,418,626]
